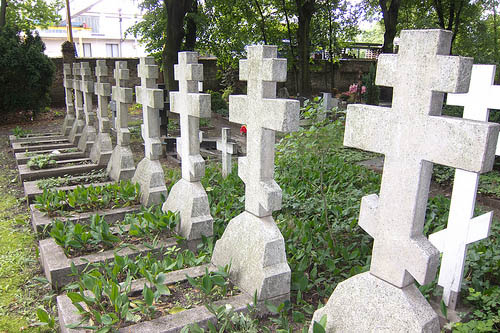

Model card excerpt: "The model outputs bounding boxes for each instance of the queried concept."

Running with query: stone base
[211,211,291,302]
[107,145,135,182]
[62,114,75,136]
[309,272,440,333]
[89,132,113,166]
[69,119,84,146]
[132,158,168,207]
[77,125,96,153]
[162,179,213,241]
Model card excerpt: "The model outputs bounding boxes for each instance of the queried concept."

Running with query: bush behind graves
[0,26,55,115]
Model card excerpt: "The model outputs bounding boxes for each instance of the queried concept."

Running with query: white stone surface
[429,65,500,308]
[78,62,97,153]
[68,63,84,145]
[216,127,235,178]
[162,52,213,242]
[90,60,113,166]
[107,61,135,181]
[132,57,167,206]
[212,45,299,302]
[310,272,440,332]
[62,63,75,136]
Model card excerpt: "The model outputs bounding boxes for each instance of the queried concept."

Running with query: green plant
[362,63,379,106]
[13,126,32,138]
[186,265,231,302]
[452,287,500,332]
[35,307,56,329]
[301,96,324,120]
[200,118,211,128]
[27,154,56,170]
[207,90,229,116]
[36,169,109,190]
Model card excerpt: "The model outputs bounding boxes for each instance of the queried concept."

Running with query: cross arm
[112,86,133,104]
[344,104,393,154]
[136,86,163,109]
[95,82,111,97]
[432,56,473,93]
[260,98,300,132]
[229,95,249,125]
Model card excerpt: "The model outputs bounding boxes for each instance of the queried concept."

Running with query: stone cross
[229,45,299,217]
[72,63,84,123]
[80,62,95,128]
[136,57,163,160]
[62,63,75,135]
[343,29,498,289]
[216,127,236,178]
[170,52,211,182]
[94,60,111,135]
[429,64,500,309]
[112,61,133,146]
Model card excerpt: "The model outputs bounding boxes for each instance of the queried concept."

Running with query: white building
[38,0,147,58]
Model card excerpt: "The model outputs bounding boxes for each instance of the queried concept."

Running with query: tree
[379,0,401,53]
[0,0,62,31]
[295,0,316,98]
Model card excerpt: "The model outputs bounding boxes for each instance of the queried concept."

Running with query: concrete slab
[30,204,141,233]
[16,150,85,165]
[40,236,177,289]
[19,159,101,181]
[9,134,66,144]
[24,180,113,204]
[57,264,254,333]
[12,141,75,153]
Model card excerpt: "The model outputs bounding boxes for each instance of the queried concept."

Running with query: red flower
[240,125,247,135]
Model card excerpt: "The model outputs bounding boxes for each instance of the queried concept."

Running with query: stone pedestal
[89,132,113,166]
[311,272,439,332]
[107,145,135,181]
[212,211,291,303]
[132,158,167,206]
[162,179,212,242]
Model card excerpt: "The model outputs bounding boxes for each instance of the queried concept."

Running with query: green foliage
[362,63,379,106]
[34,181,141,216]
[36,170,109,190]
[453,287,500,332]
[207,90,228,116]
[186,265,231,301]
[0,26,55,115]
[26,154,56,170]
[2,0,63,31]
[12,126,31,138]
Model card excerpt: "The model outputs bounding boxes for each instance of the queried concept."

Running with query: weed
[27,154,57,170]
[13,126,32,138]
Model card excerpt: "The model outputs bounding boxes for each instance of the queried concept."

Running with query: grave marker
[162,52,213,245]
[216,127,235,178]
[429,64,500,309]
[107,61,135,181]
[212,45,299,304]
[89,60,113,166]
[68,63,84,145]
[310,29,499,332]
[62,64,75,136]
[77,62,97,153]
[132,57,168,206]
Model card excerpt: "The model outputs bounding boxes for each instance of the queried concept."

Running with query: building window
[83,43,92,57]
[106,44,119,57]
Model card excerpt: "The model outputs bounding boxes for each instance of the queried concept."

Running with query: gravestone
[429,64,500,309]
[132,57,168,206]
[77,62,97,153]
[216,128,235,178]
[310,30,499,332]
[212,45,299,305]
[61,64,75,136]
[89,60,113,166]
[317,92,336,121]
[68,63,84,145]
[162,52,213,245]
[107,61,135,181]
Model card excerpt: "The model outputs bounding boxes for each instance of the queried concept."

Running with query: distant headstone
[277,86,289,99]
[89,60,113,166]
[68,63,84,145]
[62,64,75,136]
[212,45,299,304]
[162,52,213,246]
[216,127,236,178]
[77,62,97,153]
[107,61,135,181]
[132,57,168,206]
[310,29,499,332]
[429,64,500,309]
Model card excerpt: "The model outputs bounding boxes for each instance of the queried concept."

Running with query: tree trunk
[493,1,499,64]
[164,0,194,92]
[184,1,197,51]
[282,0,299,95]
[253,0,268,44]
[0,0,7,28]
[431,0,466,53]
[379,0,401,53]
[296,0,315,98]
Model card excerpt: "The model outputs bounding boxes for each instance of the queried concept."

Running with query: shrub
[362,63,379,106]
[0,26,55,115]
[207,90,229,116]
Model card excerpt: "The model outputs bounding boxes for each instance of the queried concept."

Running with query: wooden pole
[65,0,73,42]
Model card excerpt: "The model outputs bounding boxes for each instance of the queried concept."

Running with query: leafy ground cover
[36,169,110,190]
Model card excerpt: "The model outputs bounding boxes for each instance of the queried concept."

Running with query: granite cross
[94,60,111,135]
[80,62,96,131]
[170,52,211,182]
[343,29,499,288]
[112,61,133,146]
[429,64,500,308]
[63,63,75,120]
[216,127,236,178]
[136,57,164,160]
[72,63,84,123]
[229,45,299,217]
